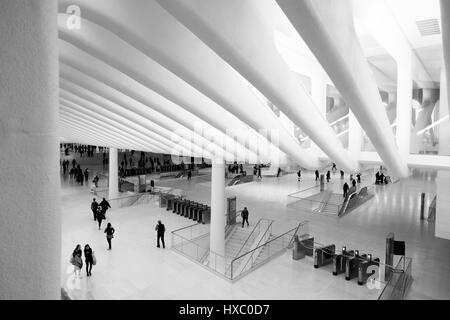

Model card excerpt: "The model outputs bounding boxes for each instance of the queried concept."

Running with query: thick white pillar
[439,68,450,155]
[348,111,363,159]
[108,147,119,199]
[396,55,413,161]
[311,72,328,157]
[209,161,226,270]
[0,0,60,299]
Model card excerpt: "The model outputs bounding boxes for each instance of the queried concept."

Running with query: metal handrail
[232,218,267,261]
[338,190,358,217]
[231,222,303,264]
[234,220,274,277]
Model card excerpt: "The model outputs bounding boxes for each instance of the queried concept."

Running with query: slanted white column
[209,161,226,271]
[348,111,363,160]
[396,54,413,161]
[108,147,119,199]
[0,0,59,299]
[311,72,328,157]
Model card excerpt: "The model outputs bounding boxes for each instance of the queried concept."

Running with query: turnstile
[314,245,336,268]
[345,252,367,280]
[332,248,355,276]
[357,255,380,285]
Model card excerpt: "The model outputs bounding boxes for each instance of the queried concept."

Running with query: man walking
[315,170,319,181]
[155,220,166,248]
[91,198,98,221]
[99,197,111,218]
[241,207,249,228]
[343,182,349,198]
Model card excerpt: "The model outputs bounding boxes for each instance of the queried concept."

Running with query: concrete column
[0,0,59,299]
[348,111,363,159]
[209,161,226,271]
[439,68,450,156]
[396,54,413,161]
[311,72,327,157]
[108,147,119,199]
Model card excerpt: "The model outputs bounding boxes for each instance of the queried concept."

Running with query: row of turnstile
[313,245,380,285]
[162,195,211,224]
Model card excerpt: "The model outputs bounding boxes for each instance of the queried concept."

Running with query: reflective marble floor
[60,164,450,300]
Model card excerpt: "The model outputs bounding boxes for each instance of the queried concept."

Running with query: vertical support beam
[210,161,226,271]
[396,54,413,161]
[439,68,450,155]
[108,147,118,199]
[0,0,60,299]
[440,0,450,119]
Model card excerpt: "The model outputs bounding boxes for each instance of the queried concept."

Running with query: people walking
[104,223,115,250]
[96,206,105,229]
[352,179,357,188]
[356,173,361,183]
[257,166,262,180]
[332,163,337,173]
[326,171,331,183]
[99,197,111,218]
[84,168,89,183]
[315,170,319,181]
[297,169,301,181]
[277,167,282,178]
[343,182,349,198]
[241,207,249,228]
[84,244,94,276]
[91,198,98,221]
[70,244,83,278]
[187,170,192,180]
[155,220,166,249]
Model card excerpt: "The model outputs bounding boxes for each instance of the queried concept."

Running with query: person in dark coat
[352,179,357,188]
[297,169,301,181]
[187,170,192,180]
[84,168,89,183]
[315,170,319,181]
[241,207,249,228]
[84,244,94,276]
[326,171,331,182]
[343,182,349,198]
[257,166,262,180]
[91,198,98,221]
[104,223,115,250]
[340,170,344,179]
[96,206,105,229]
[277,167,282,178]
[155,220,166,249]
[99,198,111,217]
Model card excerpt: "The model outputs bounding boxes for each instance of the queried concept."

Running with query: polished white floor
[61,162,450,300]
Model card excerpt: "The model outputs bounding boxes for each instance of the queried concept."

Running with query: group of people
[91,198,112,229]
[64,159,89,186]
[375,171,389,184]
[70,244,95,278]
[229,162,244,174]
[253,164,263,179]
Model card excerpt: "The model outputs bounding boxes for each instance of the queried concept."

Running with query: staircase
[225,227,258,267]
[253,234,286,265]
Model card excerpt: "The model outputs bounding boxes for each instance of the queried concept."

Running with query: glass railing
[229,221,309,281]
[171,220,308,281]
[378,256,413,300]
[107,192,159,209]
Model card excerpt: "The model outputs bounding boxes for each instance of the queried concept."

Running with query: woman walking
[84,244,94,276]
[96,205,105,229]
[70,244,83,278]
[104,223,115,250]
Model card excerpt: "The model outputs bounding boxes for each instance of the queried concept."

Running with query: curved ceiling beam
[57,6,320,168]
[59,41,241,163]
[441,0,450,122]
[275,0,408,178]
[60,63,216,160]
[59,116,144,151]
[59,87,199,157]
[155,0,357,171]
[60,77,209,159]
[58,18,260,165]
[59,106,165,153]
[59,124,124,148]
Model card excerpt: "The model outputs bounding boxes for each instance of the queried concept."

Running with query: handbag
[92,252,96,266]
